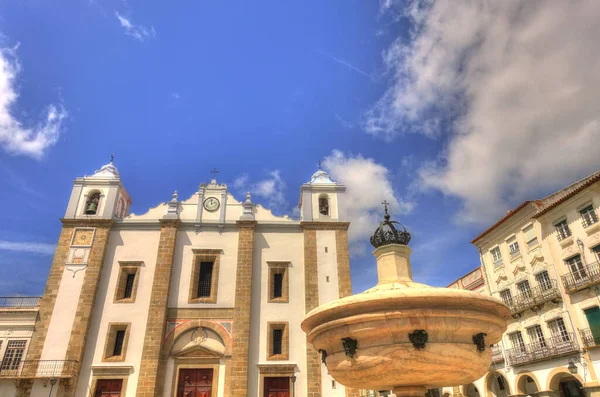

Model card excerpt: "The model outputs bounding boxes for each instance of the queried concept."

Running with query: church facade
[2,159,357,397]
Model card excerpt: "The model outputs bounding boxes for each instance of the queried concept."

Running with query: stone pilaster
[225,220,257,397]
[335,228,360,397]
[303,227,322,397]
[136,219,180,397]
[24,219,113,397]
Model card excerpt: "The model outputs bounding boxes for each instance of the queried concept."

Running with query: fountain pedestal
[301,210,510,396]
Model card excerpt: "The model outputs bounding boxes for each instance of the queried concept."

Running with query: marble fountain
[301,206,511,397]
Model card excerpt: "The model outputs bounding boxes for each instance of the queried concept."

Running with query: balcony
[561,262,600,294]
[0,297,40,308]
[491,345,504,363]
[579,328,600,349]
[0,360,79,379]
[506,333,579,366]
[507,280,562,316]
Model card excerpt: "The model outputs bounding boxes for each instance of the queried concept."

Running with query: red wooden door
[94,379,123,397]
[264,377,290,397]
[177,368,214,397]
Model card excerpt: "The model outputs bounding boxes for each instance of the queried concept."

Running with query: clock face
[203,197,220,212]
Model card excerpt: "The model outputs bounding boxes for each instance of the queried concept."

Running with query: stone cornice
[300,221,350,231]
[60,218,114,227]
[236,220,257,228]
[159,218,181,227]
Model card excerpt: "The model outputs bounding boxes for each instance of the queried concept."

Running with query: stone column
[136,219,180,397]
[226,220,257,397]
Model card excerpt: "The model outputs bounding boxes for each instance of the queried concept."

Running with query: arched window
[85,192,101,215]
[319,195,329,216]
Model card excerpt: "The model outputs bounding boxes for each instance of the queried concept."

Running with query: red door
[264,377,290,397]
[177,368,214,397]
[94,379,123,397]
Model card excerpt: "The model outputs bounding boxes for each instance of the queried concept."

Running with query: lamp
[290,374,296,397]
[568,356,587,379]
[568,360,578,374]
[48,377,57,397]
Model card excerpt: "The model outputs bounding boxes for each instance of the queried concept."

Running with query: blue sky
[1,1,600,296]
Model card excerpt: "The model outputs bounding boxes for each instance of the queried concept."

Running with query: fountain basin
[302,283,510,391]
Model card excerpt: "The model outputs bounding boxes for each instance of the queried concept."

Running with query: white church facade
[0,159,359,397]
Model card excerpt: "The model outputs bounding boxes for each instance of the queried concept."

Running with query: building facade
[443,171,600,397]
[0,159,359,397]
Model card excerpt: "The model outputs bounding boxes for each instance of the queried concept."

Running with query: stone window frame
[113,261,142,304]
[267,322,289,361]
[90,377,128,397]
[188,249,222,304]
[267,261,290,303]
[102,322,131,362]
[90,366,131,397]
[257,364,296,397]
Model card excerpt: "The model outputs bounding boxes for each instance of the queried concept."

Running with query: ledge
[91,365,134,376]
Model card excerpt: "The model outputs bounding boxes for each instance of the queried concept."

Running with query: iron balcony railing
[510,250,521,259]
[579,328,600,349]
[561,262,600,293]
[507,280,561,315]
[0,297,41,308]
[506,333,579,366]
[491,345,504,363]
[0,360,79,379]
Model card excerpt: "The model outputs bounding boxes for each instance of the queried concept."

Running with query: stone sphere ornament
[301,208,510,397]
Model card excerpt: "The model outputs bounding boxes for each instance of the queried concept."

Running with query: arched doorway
[547,369,585,397]
[516,374,540,395]
[464,384,480,397]
[485,371,510,397]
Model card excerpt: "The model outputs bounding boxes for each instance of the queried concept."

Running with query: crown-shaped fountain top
[370,200,411,248]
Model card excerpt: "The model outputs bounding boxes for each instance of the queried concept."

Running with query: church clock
[203,197,220,212]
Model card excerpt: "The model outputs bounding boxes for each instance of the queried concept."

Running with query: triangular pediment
[175,346,220,358]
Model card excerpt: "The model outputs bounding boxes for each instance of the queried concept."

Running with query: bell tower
[64,155,132,220]
[299,164,346,222]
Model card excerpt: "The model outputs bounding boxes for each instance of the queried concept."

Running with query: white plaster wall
[74,229,161,397]
[40,267,85,362]
[248,229,306,397]
[168,229,240,308]
[0,380,16,397]
[316,230,346,397]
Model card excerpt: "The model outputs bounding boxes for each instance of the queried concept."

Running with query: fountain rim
[301,285,511,333]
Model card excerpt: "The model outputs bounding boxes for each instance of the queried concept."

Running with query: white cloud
[233,171,288,213]
[0,46,67,159]
[323,150,414,255]
[0,240,55,255]
[115,11,155,41]
[171,92,180,100]
[367,0,600,224]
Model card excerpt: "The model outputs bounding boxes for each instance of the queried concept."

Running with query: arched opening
[85,191,101,215]
[464,384,480,397]
[318,194,329,216]
[516,374,540,395]
[547,369,585,397]
[442,393,451,397]
[485,371,511,397]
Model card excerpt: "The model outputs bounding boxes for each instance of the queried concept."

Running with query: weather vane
[318,160,322,170]
[110,153,115,163]
[210,168,220,178]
